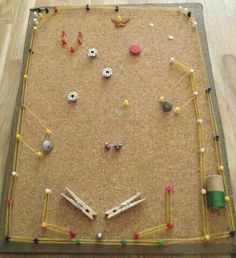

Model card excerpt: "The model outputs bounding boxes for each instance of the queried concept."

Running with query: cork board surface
[9,6,230,243]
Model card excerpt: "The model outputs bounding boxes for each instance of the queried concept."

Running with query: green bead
[121,239,128,245]
[162,101,173,112]
[75,238,81,246]
[157,239,164,246]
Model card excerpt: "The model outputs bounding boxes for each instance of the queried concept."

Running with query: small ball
[189,69,194,73]
[134,232,140,240]
[33,11,38,18]
[159,96,165,103]
[193,91,198,96]
[117,15,122,21]
[218,165,224,171]
[45,188,52,194]
[162,101,173,112]
[205,235,210,241]
[225,196,230,202]
[124,99,129,107]
[200,147,205,153]
[174,107,180,115]
[157,239,164,246]
[149,22,154,27]
[201,189,207,195]
[33,26,37,30]
[16,134,21,140]
[96,232,103,240]
[183,8,188,15]
[169,57,175,64]
[42,140,53,154]
[168,35,174,41]
[75,238,81,245]
[69,229,77,238]
[12,171,18,177]
[129,44,141,55]
[36,151,44,158]
[23,74,28,79]
[197,118,203,124]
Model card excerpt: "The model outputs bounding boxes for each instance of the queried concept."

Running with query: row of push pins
[32,8,49,26]
[177,6,198,28]
[60,31,83,53]
[105,142,123,151]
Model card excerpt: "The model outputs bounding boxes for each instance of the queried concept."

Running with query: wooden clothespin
[105,192,145,219]
[61,187,97,220]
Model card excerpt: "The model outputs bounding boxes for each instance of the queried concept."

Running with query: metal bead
[162,101,173,112]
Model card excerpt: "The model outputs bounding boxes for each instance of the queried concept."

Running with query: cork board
[0,3,236,254]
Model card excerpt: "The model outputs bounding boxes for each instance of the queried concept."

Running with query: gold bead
[36,151,44,158]
[16,134,21,140]
[124,99,129,107]
[218,165,224,171]
[23,74,28,79]
[33,26,37,30]
[225,196,230,202]
[117,15,122,21]
[159,96,165,103]
[45,128,52,135]
[174,107,180,115]
[41,222,47,228]
[205,235,210,241]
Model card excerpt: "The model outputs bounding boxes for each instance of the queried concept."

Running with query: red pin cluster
[60,31,83,53]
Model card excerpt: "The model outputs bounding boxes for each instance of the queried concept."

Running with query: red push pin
[7,199,13,206]
[166,223,174,229]
[77,39,82,46]
[129,44,141,55]
[61,39,67,46]
[53,6,58,13]
[165,183,173,193]
[69,229,77,238]
[69,46,75,53]
[133,232,141,240]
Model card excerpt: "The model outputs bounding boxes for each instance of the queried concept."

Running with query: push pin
[96,232,103,240]
[115,5,119,12]
[205,87,212,93]
[45,8,49,14]
[214,135,220,141]
[114,143,122,150]
[70,46,75,53]
[53,6,58,13]
[162,101,173,112]
[86,4,90,11]
[69,229,77,238]
[192,21,198,28]
[124,99,129,107]
[187,11,192,17]
[33,238,39,244]
[105,142,112,150]
[42,140,53,154]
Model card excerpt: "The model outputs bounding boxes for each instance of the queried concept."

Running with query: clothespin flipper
[61,187,97,220]
[105,192,145,219]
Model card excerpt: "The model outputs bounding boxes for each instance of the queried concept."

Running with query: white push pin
[33,18,39,25]
[183,8,188,15]
[33,11,38,18]
[149,22,154,27]
[200,147,206,153]
[12,171,18,177]
[189,69,194,74]
[45,188,52,194]
[168,35,174,41]
[201,189,207,195]
[169,57,175,64]
[193,91,198,96]
[192,21,198,28]
[96,232,103,240]
[197,118,203,124]
[178,6,183,12]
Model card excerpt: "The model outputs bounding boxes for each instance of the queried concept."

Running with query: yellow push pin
[117,15,122,22]
[41,222,48,228]
[159,96,165,103]
[36,151,44,158]
[45,128,52,136]
[218,165,224,172]
[225,196,230,202]
[38,12,44,20]
[33,26,37,31]
[204,235,210,241]
[174,107,180,115]
[16,134,21,140]
[23,74,28,79]
[124,99,129,107]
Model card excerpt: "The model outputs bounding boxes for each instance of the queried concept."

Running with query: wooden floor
[0,0,235,257]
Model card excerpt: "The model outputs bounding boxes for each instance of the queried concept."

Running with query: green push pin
[157,239,164,247]
[75,238,81,246]
[121,239,128,246]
